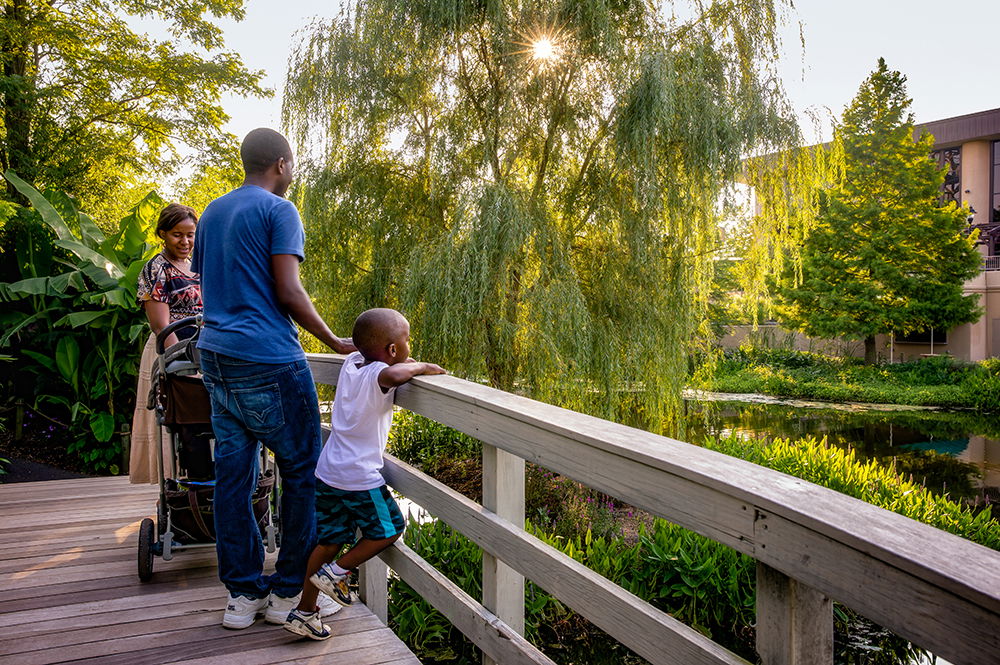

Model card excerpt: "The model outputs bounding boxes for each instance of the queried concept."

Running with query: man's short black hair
[240,128,293,175]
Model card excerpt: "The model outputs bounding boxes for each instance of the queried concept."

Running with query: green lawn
[699,348,1000,411]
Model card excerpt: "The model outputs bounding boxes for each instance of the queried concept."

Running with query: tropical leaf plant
[0,170,163,473]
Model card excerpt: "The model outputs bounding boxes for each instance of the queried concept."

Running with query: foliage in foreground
[702,347,1000,411]
[771,59,980,363]
[285,0,809,432]
[0,173,160,472]
[387,414,999,664]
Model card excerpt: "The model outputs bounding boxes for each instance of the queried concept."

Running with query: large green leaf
[121,191,164,259]
[89,412,116,442]
[54,311,110,328]
[21,350,56,371]
[3,171,74,241]
[50,271,86,294]
[55,335,80,387]
[54,238,124,278]
[3,276,51,297]
[77,212,106,250]
[78,261,119,291]
[121,258,147,300]
[129,323,149,343]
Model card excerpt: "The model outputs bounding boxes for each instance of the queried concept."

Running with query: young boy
[284,307,446,640]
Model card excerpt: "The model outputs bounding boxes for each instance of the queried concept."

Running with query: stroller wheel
[138,518,155,582]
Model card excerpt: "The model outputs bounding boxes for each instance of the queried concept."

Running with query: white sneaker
[284,608,331,640]
[265,591,343,624]
[310,564,353,606]
[222,593,268,629]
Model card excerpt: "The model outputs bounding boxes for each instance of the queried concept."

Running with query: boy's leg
[335,534,401,570]
[312,485,406,605]
[296,543,345,612]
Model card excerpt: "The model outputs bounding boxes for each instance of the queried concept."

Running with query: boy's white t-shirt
[315,351,396,491]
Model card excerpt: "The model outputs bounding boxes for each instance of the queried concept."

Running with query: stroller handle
[156,315,203,355]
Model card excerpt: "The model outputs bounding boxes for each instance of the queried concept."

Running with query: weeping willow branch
[284,0,807,434]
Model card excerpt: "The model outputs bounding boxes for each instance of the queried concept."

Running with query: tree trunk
[864,335,877,365]
[2,0,34,203]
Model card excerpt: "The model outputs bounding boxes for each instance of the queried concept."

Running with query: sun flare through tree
[283,0,805,432]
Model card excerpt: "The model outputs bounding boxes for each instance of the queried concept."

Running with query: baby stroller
[137,315,279,581]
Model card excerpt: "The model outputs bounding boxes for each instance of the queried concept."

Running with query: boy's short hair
[240,128,293,175]
[353,308,407,360]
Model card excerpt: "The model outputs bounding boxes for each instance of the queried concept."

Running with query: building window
[931,146,962,204]
[895,329,947,345]
[992,140,1000,223]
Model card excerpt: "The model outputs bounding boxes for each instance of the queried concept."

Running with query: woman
[129,203,202,484]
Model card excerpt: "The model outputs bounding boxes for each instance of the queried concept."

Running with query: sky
[166,0,1000,151]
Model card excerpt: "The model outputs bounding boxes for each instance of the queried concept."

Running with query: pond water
[682,394,1000,508]
[680,394,1000,665]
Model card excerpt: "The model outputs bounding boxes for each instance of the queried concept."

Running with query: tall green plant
[0,170,161,472]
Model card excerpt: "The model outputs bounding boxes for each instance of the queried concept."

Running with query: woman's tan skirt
[128,333,175,484]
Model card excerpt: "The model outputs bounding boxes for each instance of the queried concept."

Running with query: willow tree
[283,0,802,431]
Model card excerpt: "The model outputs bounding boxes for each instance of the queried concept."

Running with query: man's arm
[379,359,447,389]
[271,254,356,354]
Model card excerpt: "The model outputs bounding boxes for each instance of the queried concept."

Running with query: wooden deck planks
[0,477,419,665]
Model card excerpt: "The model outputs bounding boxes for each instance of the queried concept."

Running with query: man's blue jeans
[199,350,321,599]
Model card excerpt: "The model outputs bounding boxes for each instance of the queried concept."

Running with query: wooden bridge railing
[307,354,1000,665]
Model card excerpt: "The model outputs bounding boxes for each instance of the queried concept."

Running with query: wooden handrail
[307,353,1000,665]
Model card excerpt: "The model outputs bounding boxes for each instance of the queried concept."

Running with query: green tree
[773,59,981,364]
[0,0,266,220]
[283,0,804,431]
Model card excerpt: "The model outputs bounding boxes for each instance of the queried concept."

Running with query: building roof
[916,107,1000,148]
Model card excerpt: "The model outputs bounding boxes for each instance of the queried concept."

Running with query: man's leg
[201,350,270,600]
[255,360,322,598]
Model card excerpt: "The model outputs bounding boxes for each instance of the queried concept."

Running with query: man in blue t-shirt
[192,128,356,630]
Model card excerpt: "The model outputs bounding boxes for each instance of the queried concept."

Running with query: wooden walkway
[0,476,419,665]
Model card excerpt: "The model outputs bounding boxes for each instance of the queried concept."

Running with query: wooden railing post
[359,556,389,625]
[482,443,525,665]
[756,561,833,665]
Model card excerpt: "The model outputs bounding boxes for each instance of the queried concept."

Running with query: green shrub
[704,435,1000,550]
[388,410,482,465]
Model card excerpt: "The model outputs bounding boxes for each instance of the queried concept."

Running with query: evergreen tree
[773,59,981,364]
[283,0,804,430]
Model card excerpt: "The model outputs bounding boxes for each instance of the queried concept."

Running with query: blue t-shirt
[192,185,306,363]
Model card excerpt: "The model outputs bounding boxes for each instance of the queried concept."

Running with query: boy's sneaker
[222,593,268,629]
[265,591,343,624]
[283,608,331,640]
[310,564,353,606]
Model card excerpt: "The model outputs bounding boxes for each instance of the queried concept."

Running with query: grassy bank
[699,348,1000,411]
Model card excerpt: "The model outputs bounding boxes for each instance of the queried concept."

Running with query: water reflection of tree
[687,401,987,500]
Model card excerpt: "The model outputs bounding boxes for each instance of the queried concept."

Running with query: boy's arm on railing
[379,359,446,388]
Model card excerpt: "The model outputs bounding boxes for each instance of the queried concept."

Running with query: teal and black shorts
[315,482,405,544]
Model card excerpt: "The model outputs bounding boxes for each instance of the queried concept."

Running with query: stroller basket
[165,472,274,544]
